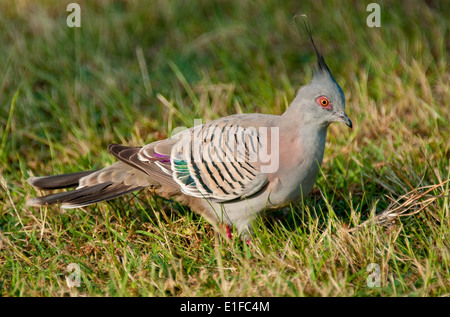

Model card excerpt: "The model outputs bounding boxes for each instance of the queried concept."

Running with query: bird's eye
[316,96,331,109]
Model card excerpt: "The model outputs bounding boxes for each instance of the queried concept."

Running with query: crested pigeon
[26,27,352,241]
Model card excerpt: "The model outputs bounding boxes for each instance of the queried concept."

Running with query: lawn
[0,0,449,296]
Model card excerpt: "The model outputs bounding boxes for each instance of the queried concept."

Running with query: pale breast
[267,126,327,205]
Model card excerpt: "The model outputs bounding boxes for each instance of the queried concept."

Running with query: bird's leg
[216,223,232,242]
[221,224,252,245]
[226,225,232,240]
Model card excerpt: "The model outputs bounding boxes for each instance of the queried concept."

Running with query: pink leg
[246,239,252,246]
[226,225,232,240]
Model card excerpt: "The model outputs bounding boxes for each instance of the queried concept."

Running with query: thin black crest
[302,18,331,75]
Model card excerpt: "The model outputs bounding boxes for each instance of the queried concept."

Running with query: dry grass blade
[348,179,450,232]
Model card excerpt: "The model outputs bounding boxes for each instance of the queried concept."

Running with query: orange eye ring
[316,96,331,109]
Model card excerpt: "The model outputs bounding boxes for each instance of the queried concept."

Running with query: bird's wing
[111,115,278,202]
[168,119,270,202]
[109,141,178,189]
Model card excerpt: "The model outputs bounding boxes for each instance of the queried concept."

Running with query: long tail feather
[27,170,97,190]
[27,181,144,208]
[26,162,151,208]
[27,182,112,207]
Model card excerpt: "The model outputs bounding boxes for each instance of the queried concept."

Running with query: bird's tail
[26,162,151,208]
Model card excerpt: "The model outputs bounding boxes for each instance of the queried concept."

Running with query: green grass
[0,0,449,296]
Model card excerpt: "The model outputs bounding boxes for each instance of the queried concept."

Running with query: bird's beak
[334,111,352,128]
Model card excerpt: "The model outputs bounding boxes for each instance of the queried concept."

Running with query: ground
[0,0,449,296]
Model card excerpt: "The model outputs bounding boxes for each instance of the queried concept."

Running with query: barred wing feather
[169,121,268,202]
[113,119,270,202]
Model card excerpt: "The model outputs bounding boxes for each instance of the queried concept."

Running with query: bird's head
[290,21,352,129]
